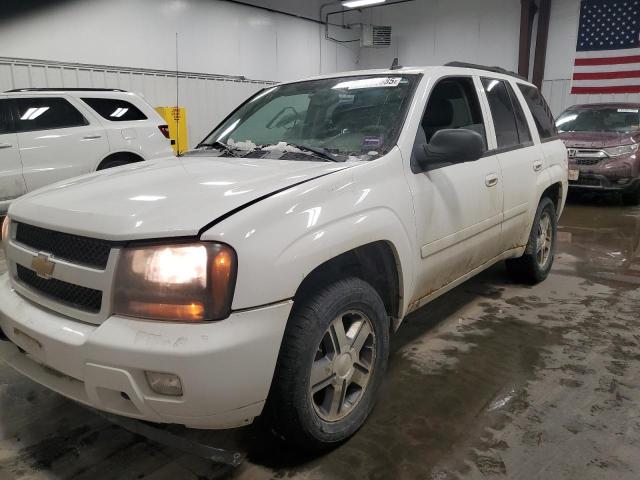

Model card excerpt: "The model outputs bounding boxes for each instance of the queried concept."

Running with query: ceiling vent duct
[361,25,392,47]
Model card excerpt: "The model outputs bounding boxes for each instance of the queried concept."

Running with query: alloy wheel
[309,310,376,422]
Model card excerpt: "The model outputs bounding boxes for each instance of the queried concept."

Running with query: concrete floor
[0,195,639,479]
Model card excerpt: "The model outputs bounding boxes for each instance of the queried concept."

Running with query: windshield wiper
[286,143,344,162]
[196,140,240,157]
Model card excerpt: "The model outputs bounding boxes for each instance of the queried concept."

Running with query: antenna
[175,32,181,156]
[390,57,402,70]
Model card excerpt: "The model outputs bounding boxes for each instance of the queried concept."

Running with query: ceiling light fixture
[342,0,386,9]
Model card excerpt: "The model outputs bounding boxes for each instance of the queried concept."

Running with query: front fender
[200,156,417,316]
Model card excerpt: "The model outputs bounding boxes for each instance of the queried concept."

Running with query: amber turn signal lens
[126,301,205,322]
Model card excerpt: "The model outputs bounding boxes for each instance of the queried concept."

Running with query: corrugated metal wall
[542,78,640,117]
[0,57,275,148]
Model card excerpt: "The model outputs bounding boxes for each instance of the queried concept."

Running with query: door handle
[82,135,102,140]
[0,143,12,149]
[485,173,499,187]
[533,160,544,172]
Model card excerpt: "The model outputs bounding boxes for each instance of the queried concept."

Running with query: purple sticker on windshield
[362,136,383,148]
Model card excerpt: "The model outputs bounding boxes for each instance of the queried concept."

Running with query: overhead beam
[532,0,552,88]
[518,0,538,78]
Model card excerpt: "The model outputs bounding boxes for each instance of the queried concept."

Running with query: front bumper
[568,174,640,193]
[0,274,291,429]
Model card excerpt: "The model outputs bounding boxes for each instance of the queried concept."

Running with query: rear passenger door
[480,78,540,253]
[0,97,26,212]
[11,96,109,192]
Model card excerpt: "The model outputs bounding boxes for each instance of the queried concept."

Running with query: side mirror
[418,129,485,171]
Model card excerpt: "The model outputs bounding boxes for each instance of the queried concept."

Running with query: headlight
[114,242,237,322]
[1,216,10,245]
[604,143,639,157]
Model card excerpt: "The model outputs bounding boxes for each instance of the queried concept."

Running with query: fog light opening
[145,371,183,396]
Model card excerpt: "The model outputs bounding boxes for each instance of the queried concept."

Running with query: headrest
[423,99,454,127]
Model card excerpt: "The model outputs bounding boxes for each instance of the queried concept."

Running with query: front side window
[419,76,486,146]
[199,75,420,161]
[82,98,147,121]
[12,97,88,132]
[518,84,557,139]
[556,106,640,133]
[0,100,12,134]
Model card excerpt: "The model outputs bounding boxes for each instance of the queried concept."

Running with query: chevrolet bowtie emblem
[31,253,55,279]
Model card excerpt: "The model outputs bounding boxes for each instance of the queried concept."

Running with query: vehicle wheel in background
[506,196,557,284]
[267,277,389,451]
[97,153,143,170]
[621,185,640,206]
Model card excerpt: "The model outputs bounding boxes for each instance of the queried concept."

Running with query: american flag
[572,0,640,94]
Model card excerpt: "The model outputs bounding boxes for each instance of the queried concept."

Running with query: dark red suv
[557,103,640,205]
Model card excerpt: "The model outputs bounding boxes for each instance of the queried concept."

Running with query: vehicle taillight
[158,125,170,139]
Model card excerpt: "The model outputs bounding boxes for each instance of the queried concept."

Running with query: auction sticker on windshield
[332,77,402,90]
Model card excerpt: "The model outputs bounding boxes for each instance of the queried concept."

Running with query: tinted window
[0,100,12,134]
[482,78,519,148]
[13,97,88,132]
[505,82,532,143]
[421,77,486,146]
[556,107,640,133]
[82,98,147,121]
[518,84,557,139]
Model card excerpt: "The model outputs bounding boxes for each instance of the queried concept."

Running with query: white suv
[0,64,567,451]
[0,88,175,214]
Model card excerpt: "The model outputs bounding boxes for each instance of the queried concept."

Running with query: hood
[9,157,353,241]
[559,130,640,148]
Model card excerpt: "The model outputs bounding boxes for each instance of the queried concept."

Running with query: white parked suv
[0,88,174,214]
[0,64,567,451]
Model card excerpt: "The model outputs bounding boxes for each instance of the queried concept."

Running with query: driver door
[407,76,504,302]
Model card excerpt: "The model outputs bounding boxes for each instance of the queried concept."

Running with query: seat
[422,98,454,142]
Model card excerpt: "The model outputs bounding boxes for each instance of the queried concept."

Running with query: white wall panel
[0,0,358,82]
[358,0,520,71]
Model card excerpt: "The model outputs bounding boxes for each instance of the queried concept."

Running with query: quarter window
[482,78,520,149]
[82,98,147,121]
[12,97,88,132]
[518,84,557,139]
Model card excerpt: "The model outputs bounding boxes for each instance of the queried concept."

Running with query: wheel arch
[293,240,403,330]
[96,151,145,171]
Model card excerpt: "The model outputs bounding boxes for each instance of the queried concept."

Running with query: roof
[5,88,126,93]
[565,102,640,110]
[278,64,536,87]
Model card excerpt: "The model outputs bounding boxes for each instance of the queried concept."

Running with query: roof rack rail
[5,87,127,93]
[444,62,526,81]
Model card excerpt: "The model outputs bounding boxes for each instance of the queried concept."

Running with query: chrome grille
[573,157,601,166]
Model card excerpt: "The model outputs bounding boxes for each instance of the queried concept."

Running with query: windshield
[198,75,419,161]
[556,107,640,133]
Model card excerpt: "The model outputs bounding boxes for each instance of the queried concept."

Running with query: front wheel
[267,277,389,451]
[506,196,557,284]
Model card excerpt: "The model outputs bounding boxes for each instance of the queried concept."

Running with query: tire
[506,196,557,284]
[97,154,141,171]
[621,186,640,206]
[267,277,390,451]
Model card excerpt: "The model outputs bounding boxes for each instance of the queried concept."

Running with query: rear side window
[82,98,147,121]
[518,84,557,139]
[482,78,520,149]
[0,100,12,134]
[505,82,532,144]
[12,97,88,132]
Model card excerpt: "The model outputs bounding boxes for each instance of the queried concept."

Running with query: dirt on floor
[0,194,639,480]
